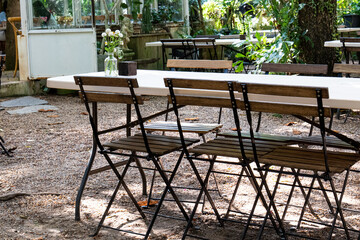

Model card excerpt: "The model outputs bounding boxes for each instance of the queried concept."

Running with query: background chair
[333,63,360,122]
[340,37,360,64]
[160,39,196,69]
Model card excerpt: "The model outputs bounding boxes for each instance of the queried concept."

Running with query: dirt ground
[1,94,360,239]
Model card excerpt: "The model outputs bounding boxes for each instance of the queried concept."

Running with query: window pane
[30,0,94,30]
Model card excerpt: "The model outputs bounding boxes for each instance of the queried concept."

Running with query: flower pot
[343,14,360,28]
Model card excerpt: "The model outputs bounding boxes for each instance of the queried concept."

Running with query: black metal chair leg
[297,177,316,229]
[257,167,284,239]
[91,158,143,237]
[75,143,97,221]
[327,170,350,240]
[0,136,10,157]
[144,152,186,239]
[224,167,246,219]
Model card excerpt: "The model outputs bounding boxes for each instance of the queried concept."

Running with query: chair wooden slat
[236,82,330,98]
[333,63,360,74]
[340,37,360,43]
[104,135,199,156]
[238,101,332,117]
[167,59,232,70]
[144,121,222,134]
[261,63,328,75]
[80,91,143,104]
[188,138,287,158]
[164,78,231,90]
[74,76,138,88]
[168,95,239,108]
[260,146,360,173]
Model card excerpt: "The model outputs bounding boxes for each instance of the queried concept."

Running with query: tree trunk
[5,0,20,70]
[197,0,206,35]
[298,0,337,72]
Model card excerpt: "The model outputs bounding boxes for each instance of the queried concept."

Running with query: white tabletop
[47,69,360,109]
[338,27,360,33]
[145,38,272,47]
[324,40,360,48]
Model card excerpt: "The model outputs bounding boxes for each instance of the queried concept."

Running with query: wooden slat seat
[144,121,222,134]
[104,134,199,156]
[189,138,287,159]
[218,132,356,150]
[260,146,360,173]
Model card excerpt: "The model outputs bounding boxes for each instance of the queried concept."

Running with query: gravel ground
[1,94,360,239]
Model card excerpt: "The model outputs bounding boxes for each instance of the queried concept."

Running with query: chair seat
[103,134,199,156]
[260,146,360,173]
[188,137,287,159]
[144,121,222,134]
[219,131,355,150]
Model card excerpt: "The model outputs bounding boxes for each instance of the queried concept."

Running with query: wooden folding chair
[74,75,199,238]
[191,38,218,60]
[235,82,360,239]
[340,37,360,64]
[165,78,289,239]
[144,59,232,209]
[160,39,196,69]
[333,63,360,123]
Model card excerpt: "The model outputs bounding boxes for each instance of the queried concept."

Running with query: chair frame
[74,75,200,238]
[235,82,359,239]
[165,78,288,239]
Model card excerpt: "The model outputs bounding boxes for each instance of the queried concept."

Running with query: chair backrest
[333,63,360,74]
[167,59,232,71]
[261,63,328,75]
[220,34,246,40]
[164,78,239,109]
[74,75,155,155]
[196,35,220,39]
[74,76,143,104]
[234,82,331,117]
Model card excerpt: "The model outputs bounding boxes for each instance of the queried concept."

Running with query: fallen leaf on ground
[185,117,199,121]
[231,128,241,131]
[47,115,59,118]
[293,129,302,135]
[137,200,159,207]
[38,109,55,112]
[80,112,88,115]
[285,122,297,126]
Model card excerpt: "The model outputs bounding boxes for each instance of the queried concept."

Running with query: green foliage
[151,6,178,24]
[131,0,142,21]
[141,0,153,33]
[233,33,296,72]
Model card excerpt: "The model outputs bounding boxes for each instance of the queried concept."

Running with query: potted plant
[343,2,360,27]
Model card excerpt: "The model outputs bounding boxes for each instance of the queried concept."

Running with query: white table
[48,69,360,109]
[145,38,273,47]
[48,69,360,224]
[338,27,360,33]
[324,40,360,48]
